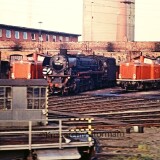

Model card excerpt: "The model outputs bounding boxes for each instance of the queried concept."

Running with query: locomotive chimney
[60,49,68,55]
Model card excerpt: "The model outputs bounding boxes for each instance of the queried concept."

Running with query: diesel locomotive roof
[0,79,48,86]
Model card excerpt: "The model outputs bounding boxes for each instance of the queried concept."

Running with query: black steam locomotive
[42,49,117,95]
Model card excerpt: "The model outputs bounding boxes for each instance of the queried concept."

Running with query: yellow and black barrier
[68,117,94,142]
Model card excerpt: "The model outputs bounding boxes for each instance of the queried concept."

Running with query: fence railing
[0,119,94,151]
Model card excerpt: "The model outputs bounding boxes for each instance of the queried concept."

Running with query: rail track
[48,91,160,130]
[48,90,160,159]
[1,89,160,160]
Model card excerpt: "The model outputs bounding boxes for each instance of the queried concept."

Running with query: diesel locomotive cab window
[0,87,12,110]
[27,87,46,109]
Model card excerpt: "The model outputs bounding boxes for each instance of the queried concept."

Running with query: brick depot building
[0,24,80,43]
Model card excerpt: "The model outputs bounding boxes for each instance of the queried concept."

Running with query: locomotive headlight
[119,74,122,79]
[28,73,31,79]
[133,74,136,80]
[11,73,15,79]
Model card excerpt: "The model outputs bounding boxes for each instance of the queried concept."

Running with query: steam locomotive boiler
[42,49,117,95]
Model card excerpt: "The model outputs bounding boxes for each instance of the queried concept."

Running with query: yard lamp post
[38,21,43,53]
[91,1,94,41]
[38,21,43,43]
[0,51,1,79]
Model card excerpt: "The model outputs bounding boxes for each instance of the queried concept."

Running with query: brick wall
[1,41,160,51]
[1,41,160,64]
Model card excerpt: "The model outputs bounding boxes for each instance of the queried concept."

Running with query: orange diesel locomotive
[117,56,160,90]
[11,53,44,79]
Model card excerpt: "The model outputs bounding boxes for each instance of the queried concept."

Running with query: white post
[59,120,62,149]
[29,121,32,150]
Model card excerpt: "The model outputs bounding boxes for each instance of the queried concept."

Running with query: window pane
[59,36,63,41]
[46,34,49,41]
[66,37,69,42]
[40,99,45,109]
[0,88,4,98]
[31,33,35,40]
[6,100,11,109]
[41,88,46,97]
[53,35,56,42]
[27,88,33,98]
[27,87,47,109]
[15,31,19,39]
[34,88,40,97]
[34,99,39,109]
[28,99,33,109]
[0,87,12,110]
[23,32,27,39]
[6,30,11,38]
[0,99,4,110]
[39,35,43,42]
[6,87,11,98]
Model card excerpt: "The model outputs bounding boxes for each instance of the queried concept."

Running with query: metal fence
[0,119,94,151]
